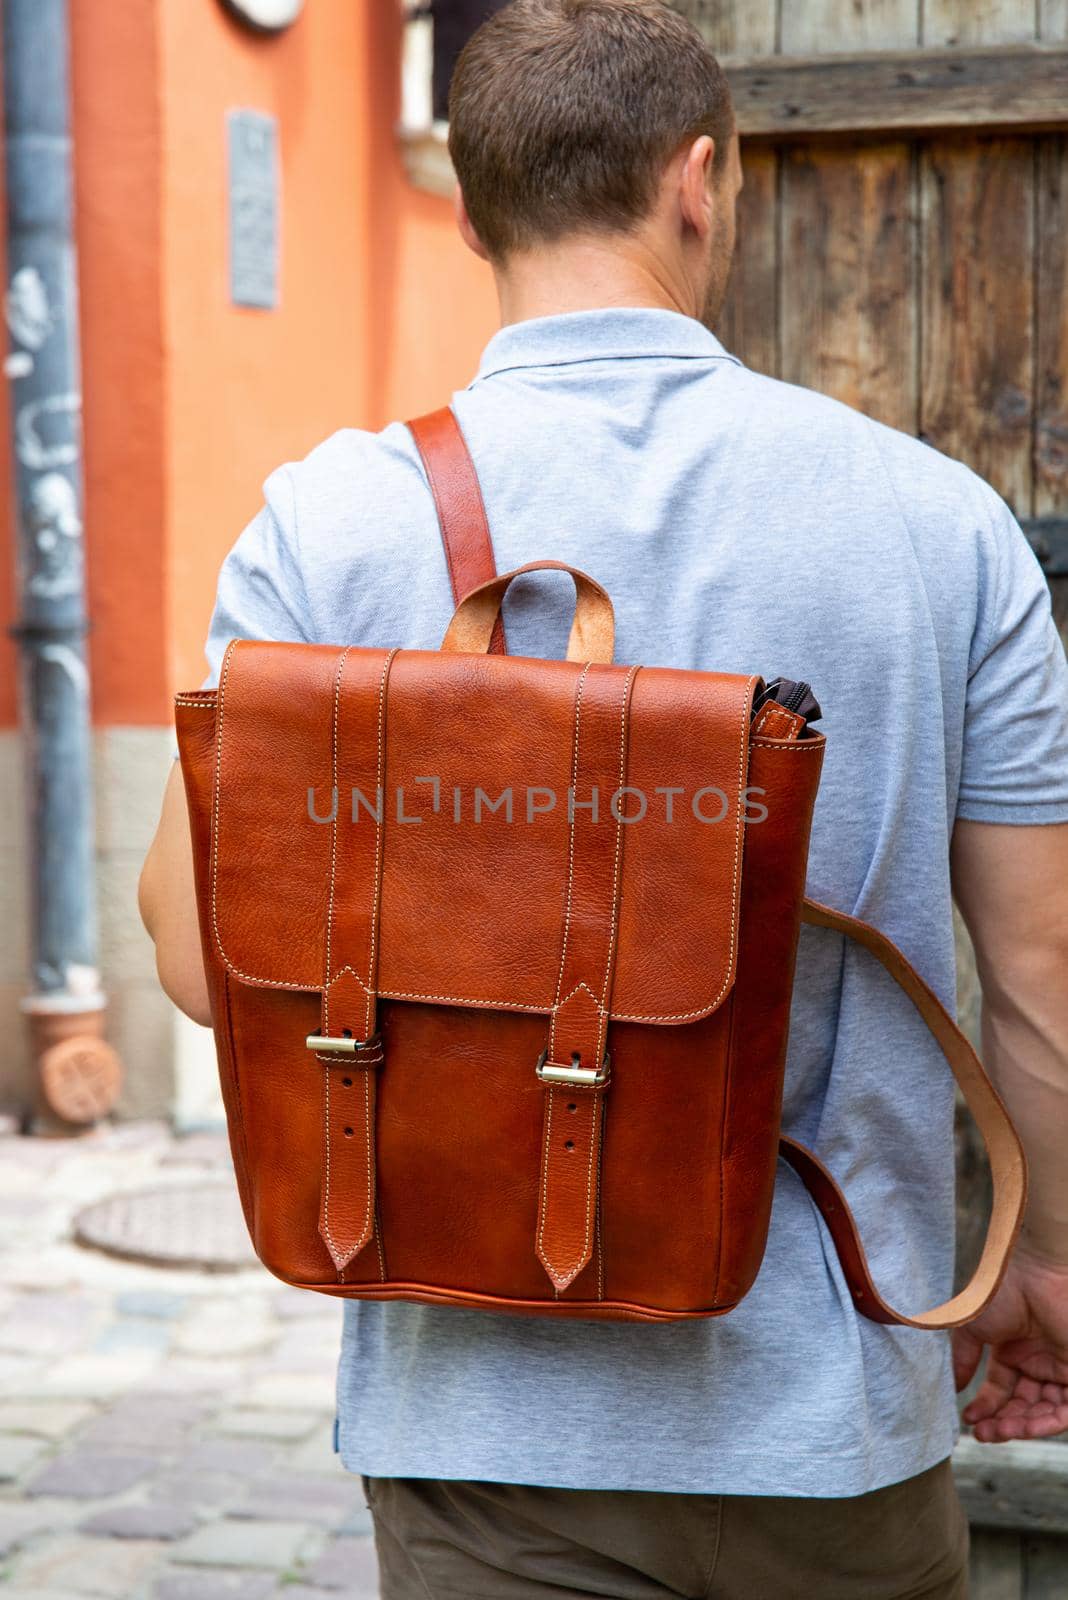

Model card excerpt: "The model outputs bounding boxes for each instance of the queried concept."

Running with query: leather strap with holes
[409,404,1028,1329]
[316,647,396,1277]
[536,662,638,1295]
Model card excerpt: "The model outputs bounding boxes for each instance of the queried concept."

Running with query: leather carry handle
[440,560,616,665]
[783,899,1026,1328]
[406,402,1028,1331]
[409,407,507,656]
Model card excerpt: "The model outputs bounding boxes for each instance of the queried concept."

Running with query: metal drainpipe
[2,0,121,1128]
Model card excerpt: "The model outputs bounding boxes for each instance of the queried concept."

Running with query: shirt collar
[470,307,741,383]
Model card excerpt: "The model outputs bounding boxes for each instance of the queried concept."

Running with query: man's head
[448,0,740,327]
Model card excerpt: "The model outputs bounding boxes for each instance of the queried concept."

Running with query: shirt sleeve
[956,487,1068,824]
[202,466,312,690]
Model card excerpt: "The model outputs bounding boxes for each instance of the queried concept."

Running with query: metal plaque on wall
[228,109,279,310]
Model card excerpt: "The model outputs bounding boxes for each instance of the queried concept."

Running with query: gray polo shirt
[205,308,1068,1497]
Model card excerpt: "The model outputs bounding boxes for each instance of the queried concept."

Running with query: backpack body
[176,643,821,1319]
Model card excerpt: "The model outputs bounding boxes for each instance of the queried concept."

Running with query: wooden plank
[969,1529,1024,1600]
[775,0,919,439]
[1027,138,1068,655]
[1041,1,1068,41]
[925,0,1037,46]
[715,145,778,376]
[782,0,919,53]
[780,141,916,429]
[954,1438,1068,1535]
[723,46,1068,138]
[919,137,1033,507]
[1023,1535,1068,1597]
[671,0,777,56]
[1035,138,1068,519]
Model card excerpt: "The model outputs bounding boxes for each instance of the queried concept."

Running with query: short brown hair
[448,0,734,260]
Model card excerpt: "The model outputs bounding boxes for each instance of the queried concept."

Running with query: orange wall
[362,3,499,427]
[161,0,498,698]
[0,2,167,728]
[0,92,13,729]
[73,0,168,727]
[0,0,500,726]
[161,0,370,699]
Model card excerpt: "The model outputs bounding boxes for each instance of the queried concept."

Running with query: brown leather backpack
[175,407,1025,1328]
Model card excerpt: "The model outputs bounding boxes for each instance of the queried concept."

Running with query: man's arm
[139,763,211,1028]
[140,485,311,1028]
[950,818,1068,1441]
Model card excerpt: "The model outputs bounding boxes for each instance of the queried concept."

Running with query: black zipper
[752,676,822,726]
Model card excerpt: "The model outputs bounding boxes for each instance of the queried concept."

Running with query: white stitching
[541,1088,601,1291]
[377,664,758,1023]
[363,650,397,1036]
[360,1062,372,1252]
[210,641,244,978]
[556,980,603,1014]
[348,650,396,1266]
[322,1066,338,1264]
[321,648,398,1271]
[175,699,215,709]
[539,665,637,1289]
[595,673,758,1023]
[537,1086,558,1285]
[320,646,352,1269]
[326,964,372,994]
[588,664,637,1301]
[539,661,590,1293]
[753,702,795,738]
[548,663,590,1062]
[212,641,349,991]
[323,648,353,1031]
[595,664,638,1064]
[749,738,824,752]
[211,657,762,1019]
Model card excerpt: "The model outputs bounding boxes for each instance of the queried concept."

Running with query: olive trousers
[363,1458,969,1600]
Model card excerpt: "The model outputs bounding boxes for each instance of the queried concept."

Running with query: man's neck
[493,236,698,328]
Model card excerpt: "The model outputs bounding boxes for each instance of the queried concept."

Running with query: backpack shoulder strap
[785,900,1025,1328]
[408,406,506,655]
[404,405,1027,1331]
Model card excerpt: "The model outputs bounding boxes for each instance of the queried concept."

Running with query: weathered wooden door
[687,0,1068,584]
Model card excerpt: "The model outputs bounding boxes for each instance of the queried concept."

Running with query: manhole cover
[74,1182,259,1272]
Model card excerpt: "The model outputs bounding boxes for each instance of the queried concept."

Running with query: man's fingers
[962,1355,1017,1423]
[972,1403,1068,1443]
[964,1356,1068,1443]
[951,1327,983,1394]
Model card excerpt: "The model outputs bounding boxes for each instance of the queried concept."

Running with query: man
[140,2,1068,1595]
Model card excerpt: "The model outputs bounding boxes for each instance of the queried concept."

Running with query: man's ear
[454,187,490,261]
[678,135,716,241]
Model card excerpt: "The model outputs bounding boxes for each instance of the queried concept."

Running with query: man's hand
[953,1252,1068,1441]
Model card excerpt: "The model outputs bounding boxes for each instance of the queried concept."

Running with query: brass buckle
[535,1049,611,1088]
[305,1030,382,1058]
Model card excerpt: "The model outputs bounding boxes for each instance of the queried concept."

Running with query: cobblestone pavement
[0,1121,380,1599]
